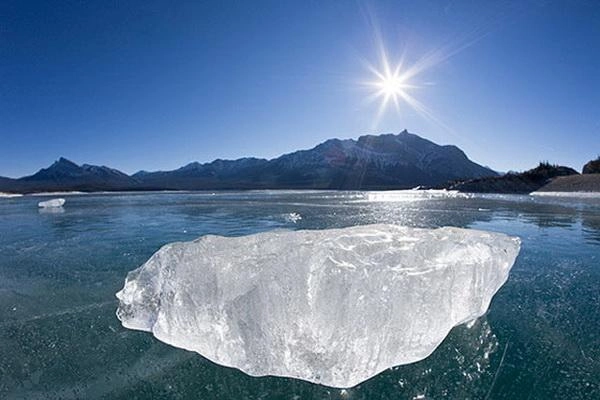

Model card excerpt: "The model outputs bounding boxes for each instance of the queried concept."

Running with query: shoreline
[530,191,600,198]
[2,188,600,198]
[0,192,23,198]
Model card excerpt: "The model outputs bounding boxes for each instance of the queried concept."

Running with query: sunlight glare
[365,53,417,124]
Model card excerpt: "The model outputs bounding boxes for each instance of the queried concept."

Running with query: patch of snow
[30,191,85,196]
[0,192,22,198]
[530,191,600,198]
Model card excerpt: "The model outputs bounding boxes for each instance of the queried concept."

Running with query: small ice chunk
[284,212,302,223]
[116,224,520,388]
[38,198,65,208]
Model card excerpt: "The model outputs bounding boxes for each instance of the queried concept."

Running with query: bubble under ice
[116,224,520,388]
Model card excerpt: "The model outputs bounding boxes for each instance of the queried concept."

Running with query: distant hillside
[0,131,498,193]
[583,157,600,174]
[536,174,600,192]
[0,176,15,185]
[0,176,17,192]
[534,156,600,193]
[444,162,579,194]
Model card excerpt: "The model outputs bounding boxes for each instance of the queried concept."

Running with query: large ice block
[116,224,520,387]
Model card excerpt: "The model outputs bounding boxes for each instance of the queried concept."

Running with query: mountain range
[0,131,497,193]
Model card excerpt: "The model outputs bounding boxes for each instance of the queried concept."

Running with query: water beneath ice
[0,190,599,399]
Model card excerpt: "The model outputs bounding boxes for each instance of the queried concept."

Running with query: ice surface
[116,224,520,388]
[38,198,65,208]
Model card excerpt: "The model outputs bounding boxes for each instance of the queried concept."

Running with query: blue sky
[1,0,599,177]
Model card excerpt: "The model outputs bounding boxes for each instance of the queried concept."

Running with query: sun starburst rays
[362,15,490,131]
[364,53,420,127]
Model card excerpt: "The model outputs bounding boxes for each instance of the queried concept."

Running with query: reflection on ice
[361,189,470,203]
[38,206,65,214]
[383,318,501,398]
[582,214,600,243]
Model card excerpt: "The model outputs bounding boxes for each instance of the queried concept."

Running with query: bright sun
[363,17,485,131]
[366,59,414,122]
[364,49,435,128]
[376,72,408,99]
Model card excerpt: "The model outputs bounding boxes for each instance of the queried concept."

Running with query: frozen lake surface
[0,190,599,399]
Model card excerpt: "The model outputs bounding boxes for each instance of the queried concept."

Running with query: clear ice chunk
[38,198,65,208]
[116,224,520,388]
